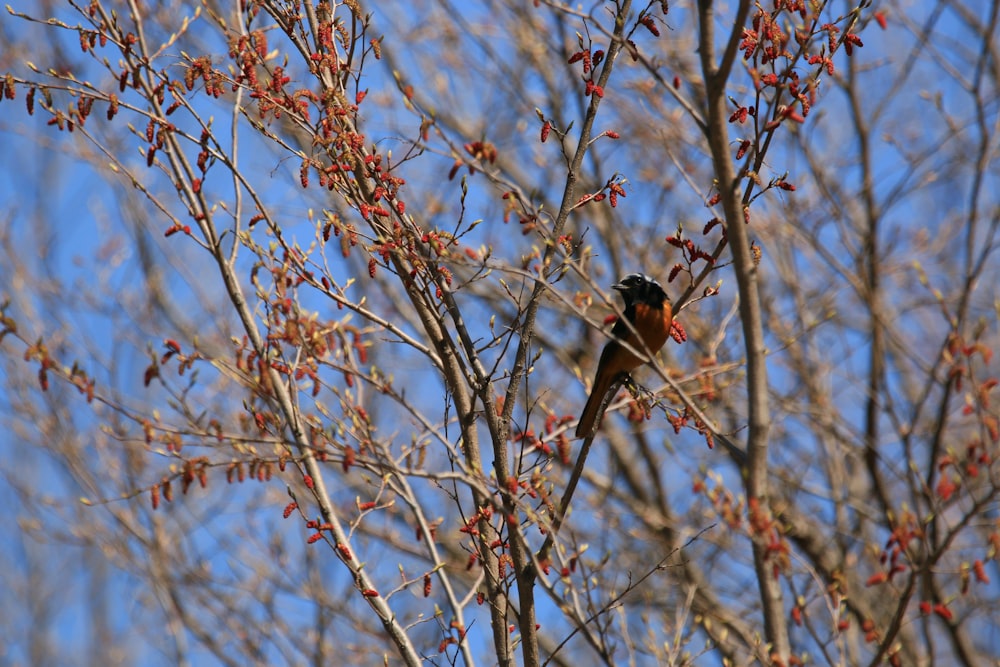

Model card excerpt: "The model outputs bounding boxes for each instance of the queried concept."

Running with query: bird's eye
[616,273,650,290]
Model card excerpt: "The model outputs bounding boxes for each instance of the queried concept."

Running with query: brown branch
[696,0,788,659]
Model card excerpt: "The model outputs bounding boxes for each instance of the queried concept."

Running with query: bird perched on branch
[576,273,672,438]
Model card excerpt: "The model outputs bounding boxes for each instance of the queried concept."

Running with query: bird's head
[612,273,668,307]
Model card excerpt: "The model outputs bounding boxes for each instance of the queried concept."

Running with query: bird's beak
[611,281,626,292]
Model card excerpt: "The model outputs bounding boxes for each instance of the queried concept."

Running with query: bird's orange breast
[619,303,672,369]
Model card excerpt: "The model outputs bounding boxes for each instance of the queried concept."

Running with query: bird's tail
[575,373,617,438]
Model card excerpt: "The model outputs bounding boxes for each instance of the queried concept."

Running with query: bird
[576,273,673,438]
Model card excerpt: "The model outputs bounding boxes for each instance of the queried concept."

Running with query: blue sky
[1,0,999,664]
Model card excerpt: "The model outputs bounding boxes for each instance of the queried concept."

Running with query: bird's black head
[612,273,668,307]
